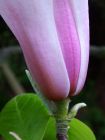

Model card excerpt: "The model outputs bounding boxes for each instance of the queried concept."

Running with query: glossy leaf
[43,118,96,140]
[68,118,96,140]
[0,94,96,140]
[0,94,50,140]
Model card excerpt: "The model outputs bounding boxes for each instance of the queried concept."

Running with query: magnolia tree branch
[0,46,25,95]
[90,46,105,58]
[0,63,25,95]
[0,46,21,63]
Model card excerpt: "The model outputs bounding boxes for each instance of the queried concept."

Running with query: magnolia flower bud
[0,0,89,100]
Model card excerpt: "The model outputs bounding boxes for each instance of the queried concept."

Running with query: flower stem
[53,98,70,140]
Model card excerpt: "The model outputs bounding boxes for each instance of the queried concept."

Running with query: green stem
[53,98,70,140]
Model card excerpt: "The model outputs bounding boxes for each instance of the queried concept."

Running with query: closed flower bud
[0,0,89,100]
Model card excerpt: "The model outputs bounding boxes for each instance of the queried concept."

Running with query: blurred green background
[0,1,105,140]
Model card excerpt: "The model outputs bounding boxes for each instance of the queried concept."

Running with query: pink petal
[0,0,70,100]
[53,0,81,95]
[69,0,89,95]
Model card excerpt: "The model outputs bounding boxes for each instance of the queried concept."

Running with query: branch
[90,46,105,58]
[1,63,25,95]
[0,46,21,63]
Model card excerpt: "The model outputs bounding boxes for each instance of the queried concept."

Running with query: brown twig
[1,63,25,95]
[57,134,67,140]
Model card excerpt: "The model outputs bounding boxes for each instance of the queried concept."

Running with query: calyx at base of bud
[53,99,87,137]
[26,69,87,137]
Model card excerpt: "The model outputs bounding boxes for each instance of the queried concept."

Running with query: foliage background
[0,0,105,140]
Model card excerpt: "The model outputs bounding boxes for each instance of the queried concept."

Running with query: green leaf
[68,118,96,140]
[0,94,50,140]
[43,118,57,140]
[0,93,96,140]
[43,118,96,140]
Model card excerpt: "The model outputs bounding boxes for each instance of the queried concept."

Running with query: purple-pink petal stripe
[53,0,81,95]
[69,0,89,95]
